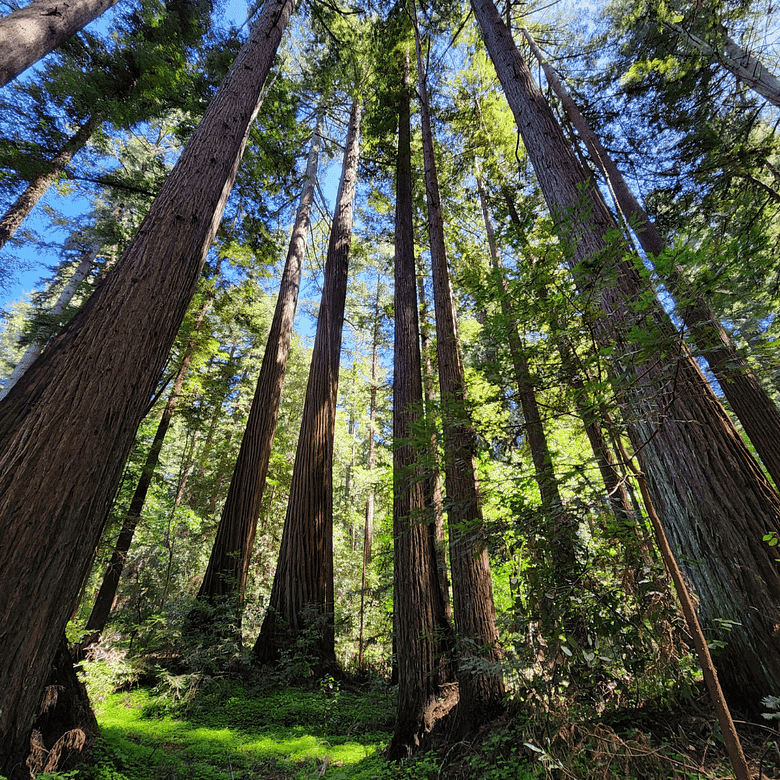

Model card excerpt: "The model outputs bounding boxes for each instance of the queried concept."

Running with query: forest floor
[67,661,780,780]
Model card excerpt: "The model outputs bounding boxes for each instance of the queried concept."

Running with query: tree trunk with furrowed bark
[253,100,361,669]
[0,1,296,769]
[474,0,780,715]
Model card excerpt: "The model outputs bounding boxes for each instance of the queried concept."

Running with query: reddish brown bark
[416,263,451,619]
[474,0,780,714]
[524,27,780,491]
[413,2,504,730]
[83,296,211,641]
[0,1,296,769]
[0,0,121,86]
[196,118,322,606]
[389,50,453,757]
[254,100,361,669]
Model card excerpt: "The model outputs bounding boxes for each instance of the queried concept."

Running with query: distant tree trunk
[413,3,504,731]
[358,276,381,671]
[83,295,211,642]
[389,50,454,758]
[474,0,780,715]
[489,160,639,540]
[524,27,780,490]
[0,0,296,769]
[253,100,361,669]
[0,0,122,87]
[416,263,451,620]
[664,19,780,108]
[0,241,99,401]
[196,118,322,608]
[364,273,381,566]
[0,114,101,252]
[344,361,358,543]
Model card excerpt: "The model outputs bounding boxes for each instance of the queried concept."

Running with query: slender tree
[0,114,101,253]
[472,0,780,714]
[0,239,99,399]
[660,16,780,108]
[0,0,297,769]
[388,46,453,757]
[413,1,504,730]
[0,0,122,87]
[196,116,322,609]
[254,99,361,668]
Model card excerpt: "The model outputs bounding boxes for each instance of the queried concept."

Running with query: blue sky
[0,0,251,312]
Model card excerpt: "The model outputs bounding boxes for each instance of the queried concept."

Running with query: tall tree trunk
[0,0,296,769]
[389,50,453,757]
[0,0,121,87]
[0,114,101,252]
[253,100,361,669]
[474,0,780,714]
[416,263,451,620]
[196,117,322,607]
[83,295,211,641]
[413,3,504,731]
[0,241,99,401]
[663,19,780,108]
[524,27,780,490]
[358,275,381,671]
[364,273,381,566]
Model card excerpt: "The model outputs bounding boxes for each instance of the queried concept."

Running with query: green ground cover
[86,679,396,780]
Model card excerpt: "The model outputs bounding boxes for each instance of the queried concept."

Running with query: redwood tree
[388,47,453,757]
[0,0,122,87]
[523,27,780,491]
[473,0,780,714]
[196,117,323,609]
[0,0,297,769]
[254,99,361,669]
[413,2,504,730]
[83,290,213,643]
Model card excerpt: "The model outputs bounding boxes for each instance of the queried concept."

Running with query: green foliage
[78,640,144,705]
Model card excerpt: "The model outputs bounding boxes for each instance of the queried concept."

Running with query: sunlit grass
[91,680,394,780]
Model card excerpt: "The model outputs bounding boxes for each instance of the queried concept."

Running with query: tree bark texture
[416,264,451,620]
[0,113,101,253]
[197,118,322,605]
[253,100,361,669]
[0,0,121,87]
[524,27,780,491]
[0,0,296,769]
[0,241,99,401]
[475,0,780,714]
[389,52,453,758]
[84,295,211,639]
[413,4,504,729]
[18,637,99,780]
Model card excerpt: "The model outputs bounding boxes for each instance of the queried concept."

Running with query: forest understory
[35,641,780,780]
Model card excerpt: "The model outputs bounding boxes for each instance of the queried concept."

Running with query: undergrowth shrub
[78,636,143,705]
